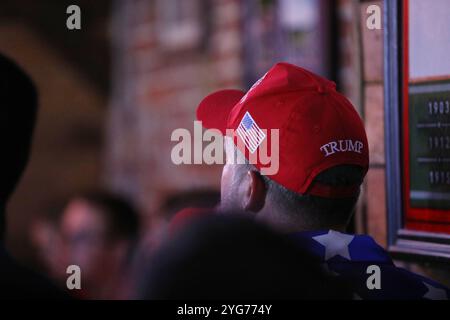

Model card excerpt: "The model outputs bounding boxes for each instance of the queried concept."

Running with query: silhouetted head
[139,213,351,300]
[0,54,38,238]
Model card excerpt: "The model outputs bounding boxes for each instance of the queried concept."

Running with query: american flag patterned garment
[290,230,450,300]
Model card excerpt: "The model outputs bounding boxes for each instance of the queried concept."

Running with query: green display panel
[409,80,450,209]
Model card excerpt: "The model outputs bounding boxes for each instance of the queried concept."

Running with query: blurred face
[59,199,118,294]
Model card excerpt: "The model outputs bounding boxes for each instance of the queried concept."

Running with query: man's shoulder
[290,230,449,300]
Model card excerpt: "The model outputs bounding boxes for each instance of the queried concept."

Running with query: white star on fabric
[312,230,355,261]
[423,282,448,300]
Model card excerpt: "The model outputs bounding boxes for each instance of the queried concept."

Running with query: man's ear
[242,170,266,213]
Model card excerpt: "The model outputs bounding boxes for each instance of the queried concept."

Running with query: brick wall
[336,0,386,246]
[106,0,244,221]
[360,0,386,246]
[337,0,386,245]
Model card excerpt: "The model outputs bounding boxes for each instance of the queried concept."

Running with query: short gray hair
[231,143,364,228]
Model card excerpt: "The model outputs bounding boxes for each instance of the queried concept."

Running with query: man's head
[59,191,140,298]
[197,63,369,232]
[220,137,364,231]
[0,54,38,238]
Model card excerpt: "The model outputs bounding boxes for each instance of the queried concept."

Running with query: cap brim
[196,89,245,134]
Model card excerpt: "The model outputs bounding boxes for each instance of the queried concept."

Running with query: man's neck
[255,205,347,234]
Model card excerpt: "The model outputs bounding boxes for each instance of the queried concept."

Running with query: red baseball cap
[197,62,369,198]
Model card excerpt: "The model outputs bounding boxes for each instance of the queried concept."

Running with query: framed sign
[403,0,450,234]
[385,0,450,261]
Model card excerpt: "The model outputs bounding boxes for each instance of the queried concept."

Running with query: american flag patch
[236,112,266,153]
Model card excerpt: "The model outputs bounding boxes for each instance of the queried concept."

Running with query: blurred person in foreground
[139,213,351,300]
[59,191,140,299]
[0,53,68,299]
[140,189,220,254]
[195,62,449,300]
[129,191,220,297]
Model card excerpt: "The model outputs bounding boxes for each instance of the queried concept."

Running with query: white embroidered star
[312,230,355,261]
[423,282,448,300]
